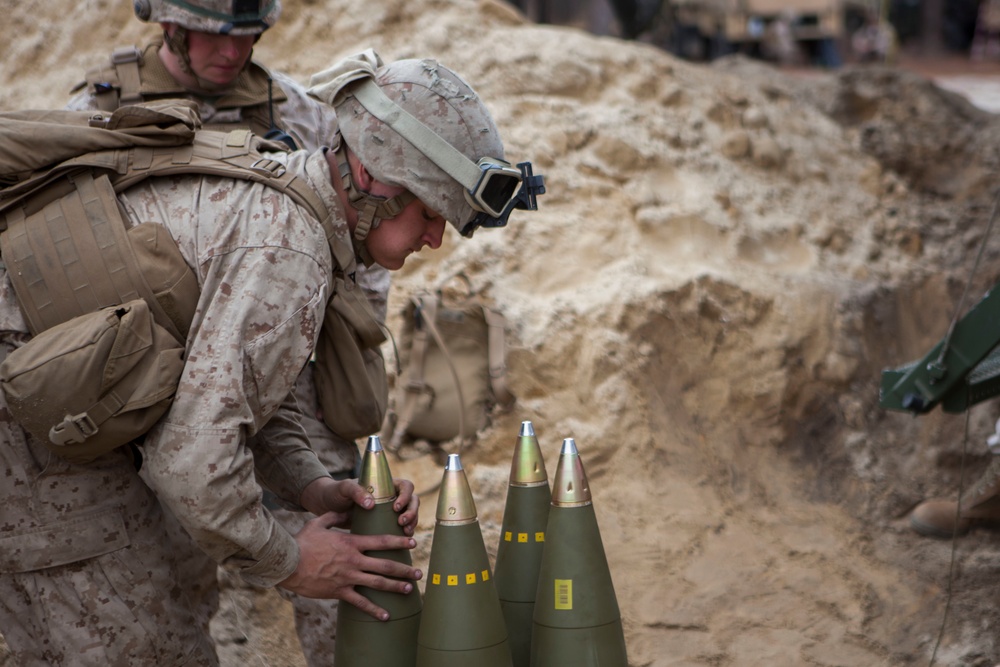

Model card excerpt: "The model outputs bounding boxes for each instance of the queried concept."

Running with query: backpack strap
[77,45,145,113]
[483,306,515,409]
[110,46,144,107]
[388,292,441,453]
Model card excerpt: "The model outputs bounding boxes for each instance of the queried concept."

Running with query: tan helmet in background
[133,0,281,35]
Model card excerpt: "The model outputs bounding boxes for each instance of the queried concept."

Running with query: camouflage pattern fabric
[0,149,352,662]
[66,49,392,663]
[125,149,343,584]
[0,271,218,666]
[134,0,281,36]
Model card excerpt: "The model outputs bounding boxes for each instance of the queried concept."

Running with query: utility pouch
[0,298,185,465]
[313,274,389,440]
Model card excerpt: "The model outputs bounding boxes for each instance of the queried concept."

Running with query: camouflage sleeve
[134,180,333,588]
[248,388,332,509]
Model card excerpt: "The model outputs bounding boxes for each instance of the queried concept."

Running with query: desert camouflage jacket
[118,148,350,586]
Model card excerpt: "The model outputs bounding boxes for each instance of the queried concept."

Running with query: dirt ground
[5,1,1000,665]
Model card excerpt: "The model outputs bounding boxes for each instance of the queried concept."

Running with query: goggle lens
[468,159,523,218]
[460,161,545,237]
[478,170,520,214]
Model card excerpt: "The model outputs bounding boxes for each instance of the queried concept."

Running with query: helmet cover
[133,0,280,35]
[332,58,506,231]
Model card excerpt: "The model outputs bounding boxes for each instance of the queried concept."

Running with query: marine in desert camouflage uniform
[0,50,533,665]
[66,1,390,661]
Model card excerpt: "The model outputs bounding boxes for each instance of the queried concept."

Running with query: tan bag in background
[382,276,515,451]
[0,299,185,464]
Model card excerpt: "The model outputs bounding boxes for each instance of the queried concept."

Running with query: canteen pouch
[0,298,185,464]
[313,275,389,440]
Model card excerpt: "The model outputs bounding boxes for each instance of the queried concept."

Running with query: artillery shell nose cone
[366,435,384,453]
[510,421,548,486]
[552,438,592,506]
[437,454,477,523]
[359,435,396,503]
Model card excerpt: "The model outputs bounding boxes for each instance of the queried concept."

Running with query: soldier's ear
[355,160,375,190]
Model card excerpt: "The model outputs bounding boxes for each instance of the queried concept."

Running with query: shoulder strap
[110,46,144,107]
[79,45,145,112]
[482,306,515,409]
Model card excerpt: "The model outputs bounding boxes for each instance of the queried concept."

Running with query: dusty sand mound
[4,0,1000,664]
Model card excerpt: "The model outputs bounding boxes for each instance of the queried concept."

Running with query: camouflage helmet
[133,0,280,35]
[332,58,506,233]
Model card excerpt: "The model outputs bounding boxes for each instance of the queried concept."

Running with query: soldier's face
[184,30,256,86]
[366,197,446,270]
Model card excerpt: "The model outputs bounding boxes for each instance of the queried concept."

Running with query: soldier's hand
[279,512,422,620]
[301,477,420,535]
[392,478,419,536]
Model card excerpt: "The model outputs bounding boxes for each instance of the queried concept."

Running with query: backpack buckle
[49,412,99,446]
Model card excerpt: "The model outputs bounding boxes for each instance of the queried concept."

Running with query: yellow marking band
[535,532,545,542]
[504,531,512,542]
[555,579,573,610]
[518,532,528,543]
[429,571,491,585]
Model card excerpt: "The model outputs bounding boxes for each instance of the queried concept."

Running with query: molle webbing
[1,172,184,342]
[0,128,332,339]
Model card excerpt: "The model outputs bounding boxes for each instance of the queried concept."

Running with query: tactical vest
[74,41,291,140]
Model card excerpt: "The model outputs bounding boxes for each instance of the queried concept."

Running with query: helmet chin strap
[332,141,415,266]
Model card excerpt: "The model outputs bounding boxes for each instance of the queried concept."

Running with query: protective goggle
[350,79,545,237]
[460,159,545,237]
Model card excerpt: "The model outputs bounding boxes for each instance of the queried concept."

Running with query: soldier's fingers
[392,479,415,511]
[351,533,417,555]
[341,589,391,621]
[358,552,422,585]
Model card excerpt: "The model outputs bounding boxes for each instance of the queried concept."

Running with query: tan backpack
[0,101,387,463]
[382,275,514,452]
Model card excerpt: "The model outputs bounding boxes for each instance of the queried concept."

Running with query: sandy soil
[4,1,1000,665]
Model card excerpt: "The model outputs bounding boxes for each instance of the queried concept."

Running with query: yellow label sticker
[535,532,545,542]
[466,573,477,584]
[447,575,458,586]
[482,569,490,581]
[555,579,573,610]
[432,574,441,585]
[504,531,513,542]
[518,532,528,543]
